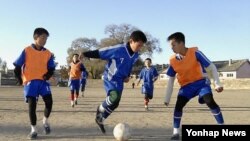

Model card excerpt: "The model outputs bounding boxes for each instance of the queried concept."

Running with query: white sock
[173,128,180,134]
[98,104,105,113]
[31,125,37,133]
[101,117,105,123]
[43,117,49,126]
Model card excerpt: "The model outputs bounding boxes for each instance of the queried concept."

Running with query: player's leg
[198,80,224,125]
[27,96,38,139]
[102,90,121,119]
[95,90,121,134]
[202,94,224,124]
[74,80,80,105]
[142,84,153,110]
[70,89,75,107]
[144,95,149,110]
[75,89,79,105]
[142,85,148,109]
[40,81,53,134]
[171,95,189,140]
[24,81,39,139]
[42,94,53,134]
[70,81,75,107]
[145,93,153,111]
[81,80,86,97]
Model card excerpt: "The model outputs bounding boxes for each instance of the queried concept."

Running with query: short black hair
[33,27,49,37]
[167,32,185,44]
[130,30,147,43]
[145,58,152,63]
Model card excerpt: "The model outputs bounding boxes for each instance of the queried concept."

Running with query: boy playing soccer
[13,27,56,139]
[164,32,224,140]
[82,30,147,134]
[68,54,86,107]
[80,70,88,97]
[137,58,159,111]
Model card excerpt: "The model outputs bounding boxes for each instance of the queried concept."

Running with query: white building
[213,59,250,79]
[158,59,250,80]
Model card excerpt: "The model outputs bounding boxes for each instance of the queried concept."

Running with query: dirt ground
[0,82,250,141]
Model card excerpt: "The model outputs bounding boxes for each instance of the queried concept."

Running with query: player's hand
[124,77,129,83]
[215,86,223,93]
[43,73,51,80]
[16,76,23,85]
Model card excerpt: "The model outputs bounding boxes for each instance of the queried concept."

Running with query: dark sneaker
[74,100,78,105]
[171,134,180,140]
[44,124,51,135]
[95,106,105,134]
[95,118,106,134]
[27,132,37,140]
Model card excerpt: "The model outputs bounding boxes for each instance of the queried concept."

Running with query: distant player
[82,30,147,134]
[132,82,135,89]
[80,70,88,97]
[164,32,224,140]
[137,58,159,111]
[13,27,56,139]
[68,54,86,107]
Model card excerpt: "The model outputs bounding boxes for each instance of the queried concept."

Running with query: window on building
[227,73,233,77]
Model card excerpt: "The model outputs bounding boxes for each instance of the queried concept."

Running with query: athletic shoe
[71,101,74,107]
[95,106,105,134]
[27,132,37,140]
[170,133,180,140]
[95,118,105,134]
[43,124,51,135]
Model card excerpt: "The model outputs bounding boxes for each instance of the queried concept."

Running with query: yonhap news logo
[182,125,250,140]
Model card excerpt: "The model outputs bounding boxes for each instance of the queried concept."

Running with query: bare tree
[59,65,69,80]
[65,23,162,79]
[0,58,7,72]
[102,24,162,57]
[66,37,98,64]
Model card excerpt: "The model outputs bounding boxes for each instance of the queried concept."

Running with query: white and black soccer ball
[113,122,131,141]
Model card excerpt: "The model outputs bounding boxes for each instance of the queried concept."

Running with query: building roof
[213,59,250,72]
[159,59,250,73]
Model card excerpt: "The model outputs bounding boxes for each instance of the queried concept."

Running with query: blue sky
[0,0,250,69]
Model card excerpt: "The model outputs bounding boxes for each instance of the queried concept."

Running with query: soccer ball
[113,122,131,141]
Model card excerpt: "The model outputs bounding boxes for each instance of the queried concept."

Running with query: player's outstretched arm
[164,76,175,106]
[206,63,223,93]
[82,50,100,59]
